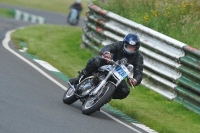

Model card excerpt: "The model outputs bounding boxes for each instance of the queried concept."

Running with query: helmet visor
[125,40,137,46]
[124,42,137,52]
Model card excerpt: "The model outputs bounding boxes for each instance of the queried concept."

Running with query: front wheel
[82,82,115,115]
[63,86,78,105]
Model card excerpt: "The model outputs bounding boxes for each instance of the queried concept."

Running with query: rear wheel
[63,87,78,105]
[82,83,115,115]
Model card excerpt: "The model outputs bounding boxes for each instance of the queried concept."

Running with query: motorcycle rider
[69,33,144,99]
[68,0,83,23]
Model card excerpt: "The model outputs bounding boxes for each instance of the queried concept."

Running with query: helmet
[76,0,81,3]
[123,33,140,54]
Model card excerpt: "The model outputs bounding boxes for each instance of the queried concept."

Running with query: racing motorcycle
[63,58,133,115]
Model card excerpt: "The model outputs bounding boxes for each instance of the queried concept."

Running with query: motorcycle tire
[63,86,78,105]
[82,82,115,115]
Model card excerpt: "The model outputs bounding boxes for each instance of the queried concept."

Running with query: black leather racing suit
[82,41,144,99]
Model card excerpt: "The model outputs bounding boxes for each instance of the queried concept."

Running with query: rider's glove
[102,51,112,63]
[128,78,137,86]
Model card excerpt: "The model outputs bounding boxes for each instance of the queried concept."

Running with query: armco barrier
[82,3,200,114]
[14,9,46,24]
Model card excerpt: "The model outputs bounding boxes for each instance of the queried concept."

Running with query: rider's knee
[94,57,102,66]
[87,57,100,65]
[112,87,130,99]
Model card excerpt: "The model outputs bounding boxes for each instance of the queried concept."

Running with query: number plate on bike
[113,64,130,80]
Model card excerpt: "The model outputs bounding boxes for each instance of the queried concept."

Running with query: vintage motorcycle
[63,58,133,115]
[67,8,79,25]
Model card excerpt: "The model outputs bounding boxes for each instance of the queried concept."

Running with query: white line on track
[100,110,143,133]
[2,30,68,91]
[2,29,146,133]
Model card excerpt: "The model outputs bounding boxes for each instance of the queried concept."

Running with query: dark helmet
[123,33,140,54]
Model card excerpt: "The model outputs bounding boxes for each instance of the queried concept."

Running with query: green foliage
[94,0,200,49]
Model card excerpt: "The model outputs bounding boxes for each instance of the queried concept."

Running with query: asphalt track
[0,4,156,133]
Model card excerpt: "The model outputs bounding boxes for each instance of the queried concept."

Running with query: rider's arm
[99,41,122,55]
[133,52,143,86]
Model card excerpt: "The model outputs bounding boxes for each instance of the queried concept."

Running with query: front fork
[68,82,76,91]
[90,69,120,95]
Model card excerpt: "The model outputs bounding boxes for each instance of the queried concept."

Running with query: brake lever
[128,77,135,89]
[131,83,135,89]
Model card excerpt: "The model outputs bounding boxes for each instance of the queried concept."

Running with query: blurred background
[0,0,89,16]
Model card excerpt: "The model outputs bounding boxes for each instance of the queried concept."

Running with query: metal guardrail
[82,3,200,114]
[13,9,46,24]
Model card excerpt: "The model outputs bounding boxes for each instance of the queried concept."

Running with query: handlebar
[101,56,118,65]
[102,56,135,89]
[102,56,129,65]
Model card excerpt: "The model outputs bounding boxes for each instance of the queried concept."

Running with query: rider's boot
[68,69,88,86]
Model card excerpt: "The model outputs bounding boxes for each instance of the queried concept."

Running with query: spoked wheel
[82,83,115,115]
[63,86,78,105]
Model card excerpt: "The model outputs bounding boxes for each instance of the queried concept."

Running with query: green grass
[111,86,200,133]
[12,25,94,78]
[93,0,200,49]
[11,25,200,133]
[0,8,14,18]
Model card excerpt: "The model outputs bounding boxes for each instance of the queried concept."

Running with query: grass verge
[12,25,94,78]
[11,25,200,133]
[0,8,14,18]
